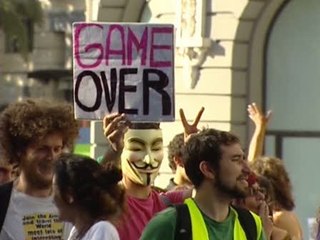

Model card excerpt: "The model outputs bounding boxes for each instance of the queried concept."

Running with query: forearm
[247,103,271,162]
[248,125,266,162]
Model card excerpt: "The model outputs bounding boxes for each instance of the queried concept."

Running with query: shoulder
[272,226,290,240]
[91,221,117,229]
[273,210,303,238]
[274,210,296,220]
[140,207,177,240]
[152,185,166,193]
[273,210,300,226]
[0,181,14,212]
[147,206,177,225]
[86,221,119,239]
[0,181,13,193]
[231,206,265,239]
[232,205,260,220]
[161,190,185,204]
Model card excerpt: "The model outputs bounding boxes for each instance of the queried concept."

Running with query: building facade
[1,0,319,238]
[0,0,86,109]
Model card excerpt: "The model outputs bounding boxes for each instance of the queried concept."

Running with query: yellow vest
[184,198,263,240]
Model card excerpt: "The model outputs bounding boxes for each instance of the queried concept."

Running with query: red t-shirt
[116,189,184,240]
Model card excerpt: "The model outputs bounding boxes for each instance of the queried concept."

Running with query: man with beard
[141,128,267,240]
[0,98,79,239]
[99,108,204,240]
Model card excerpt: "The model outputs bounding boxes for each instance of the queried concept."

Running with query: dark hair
[55,153,126,220]
[256,174,274,205]
[183,128,240,188]
[168,133,184,172]
[0,98,79,164]
[130,122,160,129]
[250,156,295,211]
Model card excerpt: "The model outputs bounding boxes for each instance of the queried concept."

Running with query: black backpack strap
[232,205,257,240]
[174,204,192,240]
[0,181,14,233]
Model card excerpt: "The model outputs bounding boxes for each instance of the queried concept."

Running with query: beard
[25,170,52,190]
[215,172,248,199]
[21,159,53,190]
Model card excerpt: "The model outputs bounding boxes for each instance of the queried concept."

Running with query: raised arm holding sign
[97,107,204,240]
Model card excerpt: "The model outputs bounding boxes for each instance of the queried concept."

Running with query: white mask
[121,129,163,186]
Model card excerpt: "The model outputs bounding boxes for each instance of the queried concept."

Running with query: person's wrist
[254,124,267,131]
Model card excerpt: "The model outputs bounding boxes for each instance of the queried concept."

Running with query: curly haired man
[0,98,79,240]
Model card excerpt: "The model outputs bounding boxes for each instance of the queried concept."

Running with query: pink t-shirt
[116,189,184,240]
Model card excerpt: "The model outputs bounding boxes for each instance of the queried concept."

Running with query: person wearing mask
[98,108,204,240]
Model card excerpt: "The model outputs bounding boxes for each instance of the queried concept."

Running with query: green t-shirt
[140,206,266,240]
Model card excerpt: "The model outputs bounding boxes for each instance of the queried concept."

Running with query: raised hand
[179,107,205,141]
[247,102,272,129]
[247,102,272,162]
[258,201,273,239]
[103,113,130,153]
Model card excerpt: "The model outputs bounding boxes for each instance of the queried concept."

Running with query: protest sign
[73,22,175,121]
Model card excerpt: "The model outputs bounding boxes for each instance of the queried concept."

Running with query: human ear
[174,156,184,167]
[199,161,215,179]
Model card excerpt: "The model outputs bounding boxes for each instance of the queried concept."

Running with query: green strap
[185,198,209,240]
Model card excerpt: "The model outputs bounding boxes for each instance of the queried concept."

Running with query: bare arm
[273,211,303,240]
[247,103,272,162]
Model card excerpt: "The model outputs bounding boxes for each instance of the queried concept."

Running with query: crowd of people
[0,98,310,240]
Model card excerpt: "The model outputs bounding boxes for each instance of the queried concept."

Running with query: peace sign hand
[179,107,205,142]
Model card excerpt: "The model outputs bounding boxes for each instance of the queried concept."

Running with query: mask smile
[131,162,160,171]
[125,159,160,185]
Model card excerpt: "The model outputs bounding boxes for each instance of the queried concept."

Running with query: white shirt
[0,188,71,240]
[67,221,119,240]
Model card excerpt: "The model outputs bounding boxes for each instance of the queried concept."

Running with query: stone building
[0,0,85,109]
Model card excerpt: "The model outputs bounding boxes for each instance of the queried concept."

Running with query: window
[5,18,34,53]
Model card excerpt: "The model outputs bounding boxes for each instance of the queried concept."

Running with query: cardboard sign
[73,22,175,121]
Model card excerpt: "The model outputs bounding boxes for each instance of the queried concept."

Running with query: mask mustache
[132,162,159,170]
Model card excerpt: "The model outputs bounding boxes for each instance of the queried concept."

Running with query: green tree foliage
[0,0,43,61]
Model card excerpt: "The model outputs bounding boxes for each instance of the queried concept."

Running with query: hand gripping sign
[73,22,175,121]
